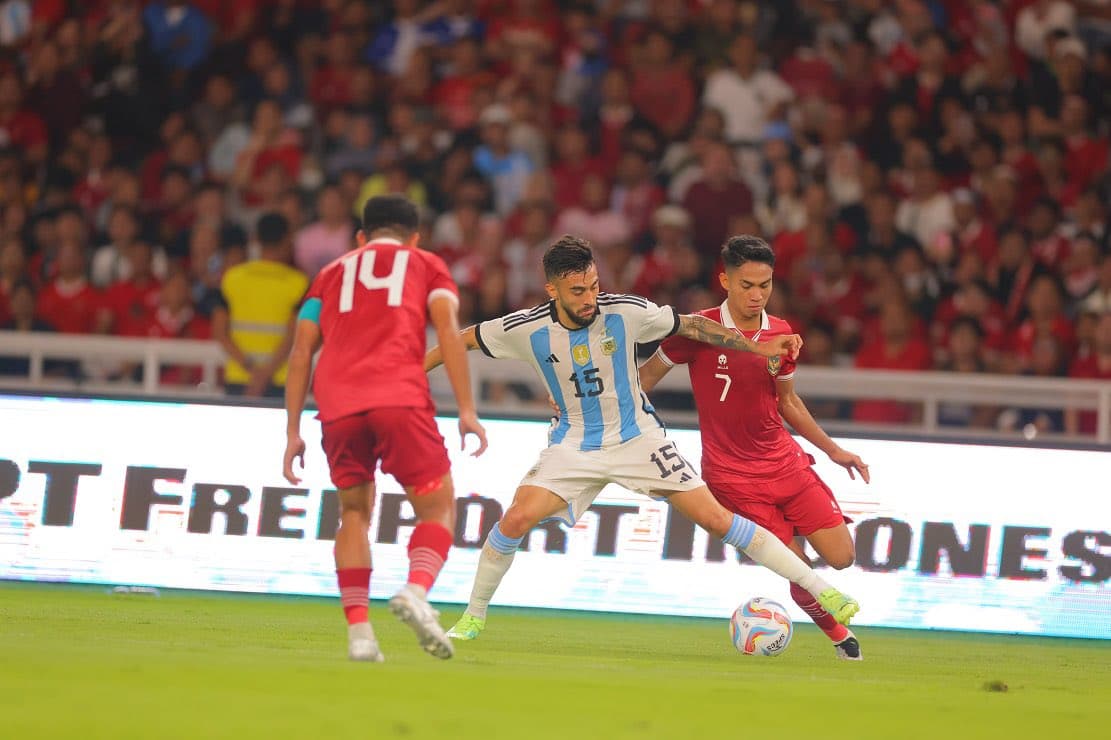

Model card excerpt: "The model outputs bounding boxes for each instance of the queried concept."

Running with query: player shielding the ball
[642,235,868,660]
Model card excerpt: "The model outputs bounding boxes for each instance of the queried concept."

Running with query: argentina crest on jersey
[600,332,618,355]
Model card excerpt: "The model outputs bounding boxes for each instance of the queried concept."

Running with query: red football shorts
[320,406,450,490]
[706,466,849,545]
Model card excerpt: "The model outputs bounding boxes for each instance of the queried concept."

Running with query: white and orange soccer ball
[729,597,793,656]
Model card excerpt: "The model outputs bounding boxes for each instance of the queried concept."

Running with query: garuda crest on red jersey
[766,355,782,376]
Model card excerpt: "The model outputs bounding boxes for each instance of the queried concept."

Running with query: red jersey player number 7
[641,235,870,661]
[282,195,487,664]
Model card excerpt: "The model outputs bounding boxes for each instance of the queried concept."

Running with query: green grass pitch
[2,582,1108,739]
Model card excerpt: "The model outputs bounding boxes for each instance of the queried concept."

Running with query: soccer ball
[729,597,793,656]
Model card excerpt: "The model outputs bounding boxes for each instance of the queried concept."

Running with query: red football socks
[337,567,371,625]
[407,522,452,592]
[791,581,849,643]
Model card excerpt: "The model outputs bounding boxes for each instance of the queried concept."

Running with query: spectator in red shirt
[25,39,86,147]
[934,278,1010,365]
[853,300,933,424]
[231,98,303,204]
[595,68,637,172]
[630,29,695,140]
[1060,95,1109,191]
[432,37,493,132]
[1067,312,1111,435]
[1027,196,1071,268]
[486,0,560,63]
[805,243,867,347]
[1033,138,1082,211]
[102,242,163,336]
[0,71,48,167]
[311,31,359,116]
[1011,273,1076,364]
[682,141,754,263]
[945,187,998,266]
[623,204,701,304]
[550,124,606,211]
[136,270,210,341]
[152,166,196,249]
[0,235,26,325]
[611,149,665,247]
[35,239,101,334]
[91,205,167,288]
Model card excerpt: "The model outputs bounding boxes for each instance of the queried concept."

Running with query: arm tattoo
[463,326,480,351]
[677,314,760,353]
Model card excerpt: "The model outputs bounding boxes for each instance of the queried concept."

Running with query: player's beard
[562,301,596,327]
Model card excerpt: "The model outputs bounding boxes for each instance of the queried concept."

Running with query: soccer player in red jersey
[283,195,488,662]
[641,235,870,660]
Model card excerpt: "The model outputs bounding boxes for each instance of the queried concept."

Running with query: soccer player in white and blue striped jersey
[425,236,860,641]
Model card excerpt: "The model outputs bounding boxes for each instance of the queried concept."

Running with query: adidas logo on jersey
[544,354,560,363]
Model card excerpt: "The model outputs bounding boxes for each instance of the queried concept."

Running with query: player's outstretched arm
[283,319,322,484]
[638,353,673,393]
[424,324,480,372]
[429,301,488,456]
[777,376,870,483]
[677,314,803,359]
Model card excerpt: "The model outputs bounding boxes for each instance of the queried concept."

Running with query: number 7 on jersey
[339,249,409,312]
[714,373,731,402]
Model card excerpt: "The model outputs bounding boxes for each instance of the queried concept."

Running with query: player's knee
[826,549,855,570]
[338,506,371,528]
[409,474,456,527]
[497,507,535,539]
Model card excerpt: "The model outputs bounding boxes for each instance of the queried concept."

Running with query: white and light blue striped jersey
[475,294,679,451]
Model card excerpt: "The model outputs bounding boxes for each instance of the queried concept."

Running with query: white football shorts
[520,429,705,525]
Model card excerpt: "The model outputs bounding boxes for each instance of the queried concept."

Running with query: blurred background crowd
[0,0,1109,430]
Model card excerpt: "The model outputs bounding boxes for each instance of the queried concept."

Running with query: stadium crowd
[0,0,1109,432]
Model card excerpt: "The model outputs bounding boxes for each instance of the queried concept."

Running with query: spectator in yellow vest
[212,212,308,397]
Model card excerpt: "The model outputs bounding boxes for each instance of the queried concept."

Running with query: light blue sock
[722,514,831,597]
[466,522,525,619]
[721,514,757,550]
[486,521,524,554]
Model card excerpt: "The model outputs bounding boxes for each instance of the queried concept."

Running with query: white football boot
[388,584,454,659]
[347,622,385,662]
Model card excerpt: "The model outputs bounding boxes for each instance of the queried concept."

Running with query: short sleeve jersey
[304,238,458,421]
[476,293,679,451]
[657,303,809,481]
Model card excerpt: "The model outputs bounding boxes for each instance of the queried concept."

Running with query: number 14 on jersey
[339,249,409,312]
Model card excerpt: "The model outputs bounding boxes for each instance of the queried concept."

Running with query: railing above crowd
[2,330,1107,446]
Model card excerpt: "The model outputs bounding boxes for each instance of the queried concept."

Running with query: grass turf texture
[2,582,1108,739]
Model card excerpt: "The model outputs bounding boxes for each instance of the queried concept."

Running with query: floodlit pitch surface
[2,582,1108,738]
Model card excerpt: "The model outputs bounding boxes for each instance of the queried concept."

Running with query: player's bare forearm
[778,390,839,457]
[677,314,801,359]
[284,321,321,434]
[779,379,869,481]
[638,354,672,394]
[284,350,312,435]
[425,324,479,373]
[677,314,760,353]
[429,301,478,412]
